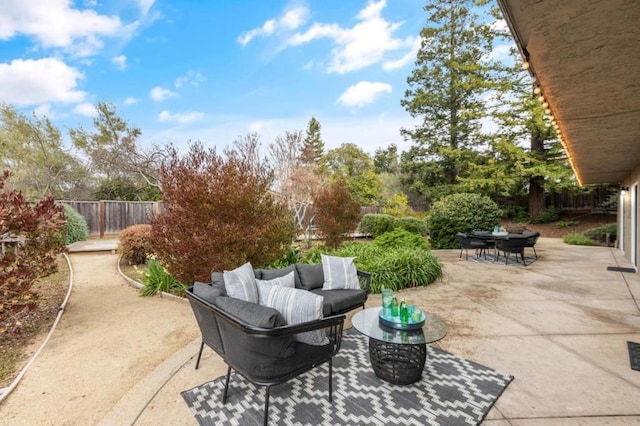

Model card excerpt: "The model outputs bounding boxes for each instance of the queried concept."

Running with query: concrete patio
[1,237,639,424]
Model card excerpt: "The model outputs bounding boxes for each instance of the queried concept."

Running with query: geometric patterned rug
[181,329,514,425]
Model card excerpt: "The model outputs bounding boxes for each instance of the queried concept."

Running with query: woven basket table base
[368,338,427,385]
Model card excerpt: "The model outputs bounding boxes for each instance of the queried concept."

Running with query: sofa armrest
[357,270,371,294]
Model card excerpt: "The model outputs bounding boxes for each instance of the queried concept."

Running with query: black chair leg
[195,341,205,369]
[223,366,231,404]
[264,386,271,426]
[522,251,527,266]
[328,359,333,402]
[533,247,537,258]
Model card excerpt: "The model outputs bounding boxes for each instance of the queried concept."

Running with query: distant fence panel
[59,200,161,237]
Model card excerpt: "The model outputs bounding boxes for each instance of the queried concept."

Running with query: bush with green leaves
[556,220,579,229]
[118,224,153,265]
[358,213,397,237]
[583,223,617,243]
[530,206,563,224]
[141,258,186,297]
[396,217,428,236]
[61,204,88,245]
[426,193,502,249]
[373,228,429,250]
[563,232,598,246]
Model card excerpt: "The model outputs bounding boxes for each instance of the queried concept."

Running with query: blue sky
[0,0,505,155]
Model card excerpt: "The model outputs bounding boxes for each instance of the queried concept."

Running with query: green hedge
[426,193,502,249]
[583,223,617,243]
[61,204,89,245]
[359,213,427,237]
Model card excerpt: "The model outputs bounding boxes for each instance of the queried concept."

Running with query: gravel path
[0,252,198,425]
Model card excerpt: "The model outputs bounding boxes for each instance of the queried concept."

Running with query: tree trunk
[529,121,546,218]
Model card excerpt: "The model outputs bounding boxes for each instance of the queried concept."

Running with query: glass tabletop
[351,307,447,345]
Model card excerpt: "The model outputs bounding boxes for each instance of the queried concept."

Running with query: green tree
[373,144,399,174]
[69,102,166,197]
[300,117,325,165]
[320,143,382,205]
[0,104,89,199]
[400,0,503,204]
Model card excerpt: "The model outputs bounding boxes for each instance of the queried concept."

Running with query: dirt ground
[502,213,616,239]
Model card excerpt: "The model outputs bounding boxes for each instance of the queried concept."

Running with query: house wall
[620,163,640,270]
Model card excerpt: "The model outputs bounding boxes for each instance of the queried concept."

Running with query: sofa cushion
[256,271,295,289]
[295,263,324,291]
[223,262,258,303]
[193,282,224,304]
[321,254,360,290]
[311,289,367,316]
[256,281,327,346]
[210,272,227,296]
[242,341,332,382]
[257,265,301,288]
[215,296,286,328]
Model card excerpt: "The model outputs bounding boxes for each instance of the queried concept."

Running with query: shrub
[118,224,153,265]
[396,217,428,236]
[427,193,502,249]
[312,178,362,250]
[298,241,442,293]
[382,193,413,217]
[563,232,598,246]
[373,228,429,250]
[583,223,617,243]
[530,207,563,224]
[358,213,397,237]
[556,220,579,229]
[141,258,186,297]
[264,245,303,269]
[0,170,66,336]
[149,143,297,284]
[60,204,88,245]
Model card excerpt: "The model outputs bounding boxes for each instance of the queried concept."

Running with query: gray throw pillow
[295,263,324,291]
[215,296,286,328]
[193,282,224,304]
[256,280,327,346]
[259,264,301,288]
[321,254,360,290]
[256,271,295,290]
[223,262,258,303]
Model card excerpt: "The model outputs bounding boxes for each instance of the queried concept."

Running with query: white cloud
[149,86,177,102]
[0,58,85,106]
[72,102,97,117]
[136,0,156,16]
[123,96,138,105]
[33,103,52,117]
[382,36,420,70]
[174,70,205,88]
[337,81,392,108]
[112,54,127,70]
[238,6,309,46]
[157,110,204,124]
[287,0,415,74]
[0,0,134,57]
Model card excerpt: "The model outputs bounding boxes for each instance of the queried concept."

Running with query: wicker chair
[456,232,490,260]
[186,286,345,426]
[523,231,541,258]
[494,235,529,266]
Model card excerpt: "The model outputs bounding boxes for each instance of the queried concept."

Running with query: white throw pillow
[256,281,327,346]
[256,271,295,289]
[223,262,258,303]
[321,254,360,290]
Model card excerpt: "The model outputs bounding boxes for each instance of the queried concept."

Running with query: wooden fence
[59,200,162,237]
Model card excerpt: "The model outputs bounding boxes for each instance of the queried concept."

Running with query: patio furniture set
[185,256,447,424]
[456,230,540,266]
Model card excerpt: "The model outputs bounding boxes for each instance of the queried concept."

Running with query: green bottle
[399,298,409,324]
[391,296,399,316]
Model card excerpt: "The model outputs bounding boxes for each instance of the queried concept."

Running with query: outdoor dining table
[471,231,529,263]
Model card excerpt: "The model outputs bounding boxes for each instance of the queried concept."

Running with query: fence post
[99,201,105,239]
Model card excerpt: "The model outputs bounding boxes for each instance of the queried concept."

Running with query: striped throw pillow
[321,254,360,290]
[223,262,258,303]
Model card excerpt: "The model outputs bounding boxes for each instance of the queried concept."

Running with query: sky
[0,0,507,156]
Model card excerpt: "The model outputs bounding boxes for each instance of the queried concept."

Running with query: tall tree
[0,104,89,199]
[69,102,166,194]
[400,0,502,203]
[268,130,303,195]
[373,144,399,174]
[300,117,325,165]
[320,143,382,206]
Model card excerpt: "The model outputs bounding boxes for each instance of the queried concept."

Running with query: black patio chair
[494,235,529,266]
[523,231,541,258]
[456,232,490,260]
[185,286,345,426]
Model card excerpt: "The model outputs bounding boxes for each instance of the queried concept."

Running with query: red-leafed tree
[0,170,66,335]
[312,178,362,249]
[149,142,296,284]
